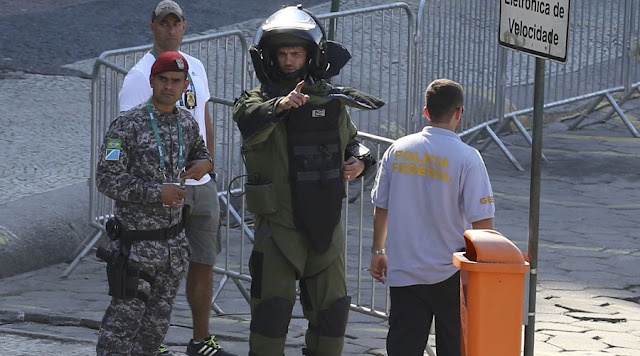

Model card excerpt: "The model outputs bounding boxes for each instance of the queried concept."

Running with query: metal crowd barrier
[344,132,393,319]
[415,0,529,170]
[415,0,640,172]
[317,3,415,140]
[566,0,640,135]
[62,30,248,277]
[500,0,640,138]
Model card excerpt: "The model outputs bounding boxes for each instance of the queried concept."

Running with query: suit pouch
[244,182,277,215]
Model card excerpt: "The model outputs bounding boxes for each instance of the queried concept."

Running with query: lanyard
[150,48,196,106]
[146,99,184,178]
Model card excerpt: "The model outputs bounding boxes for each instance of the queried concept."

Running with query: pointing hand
[275,80,310,114]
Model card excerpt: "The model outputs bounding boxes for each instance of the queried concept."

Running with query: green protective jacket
[233,79,365,276]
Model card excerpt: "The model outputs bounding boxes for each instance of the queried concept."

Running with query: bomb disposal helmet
[250,5,328,85]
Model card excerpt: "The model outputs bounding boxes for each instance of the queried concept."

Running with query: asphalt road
[0,0,329,76]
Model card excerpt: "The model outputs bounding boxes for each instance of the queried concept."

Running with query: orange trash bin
[453,229,529,356]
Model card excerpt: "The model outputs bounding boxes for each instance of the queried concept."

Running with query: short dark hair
[424,79,464,123]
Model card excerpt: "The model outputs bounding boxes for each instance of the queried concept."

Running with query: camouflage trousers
[96,233,190,356]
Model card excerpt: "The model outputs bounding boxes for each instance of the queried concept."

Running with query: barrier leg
[509,116,549,162]
[61,230,103,278]
[568,95,604,130]
[485,126,524,171]
[425,318,436,356]
[603,92,640,138]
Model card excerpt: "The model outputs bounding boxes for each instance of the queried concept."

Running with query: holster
[96,245,142,301]
[98,212,188,300]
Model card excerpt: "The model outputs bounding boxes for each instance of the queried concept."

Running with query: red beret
[151,51,189,76]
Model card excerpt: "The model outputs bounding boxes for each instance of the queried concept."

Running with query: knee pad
[315,296,351,337]
[250,297,293,338]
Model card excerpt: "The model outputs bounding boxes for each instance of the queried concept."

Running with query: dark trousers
[387,271,461,356]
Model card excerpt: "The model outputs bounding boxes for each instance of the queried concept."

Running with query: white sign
[499,0,570,62]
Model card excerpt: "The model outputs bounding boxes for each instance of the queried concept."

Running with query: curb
[0,182,95,278]
[0,309,101,330]
[0,326,97,345]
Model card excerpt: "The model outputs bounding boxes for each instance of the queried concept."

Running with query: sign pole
[328,0,340,41]
[523,57,545,356]
[498,1,569,353]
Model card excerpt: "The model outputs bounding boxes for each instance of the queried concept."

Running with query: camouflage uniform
[95,102,210,356]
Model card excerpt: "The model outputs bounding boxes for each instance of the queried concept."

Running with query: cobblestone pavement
[0,73,91,204]
[0,333,96,356]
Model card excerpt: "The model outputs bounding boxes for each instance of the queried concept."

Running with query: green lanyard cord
[146,99,184,178]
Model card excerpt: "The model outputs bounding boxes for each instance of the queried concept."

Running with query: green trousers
[248,233,349,356]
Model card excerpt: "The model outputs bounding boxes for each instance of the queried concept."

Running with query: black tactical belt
[120,222,184,242]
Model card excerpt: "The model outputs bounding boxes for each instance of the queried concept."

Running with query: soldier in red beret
[118,2,232,354]
[96,50,214,356]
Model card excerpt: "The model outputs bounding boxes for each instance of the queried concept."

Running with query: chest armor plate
[287,99,344,253]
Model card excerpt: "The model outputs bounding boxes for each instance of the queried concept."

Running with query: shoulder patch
[106,139,121,149]
[105,149,120,161]
[105,139,121,160]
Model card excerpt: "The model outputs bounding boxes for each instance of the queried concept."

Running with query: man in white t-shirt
[118,2,236,356]
[370,79,495,356]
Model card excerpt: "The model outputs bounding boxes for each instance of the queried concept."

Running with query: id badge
[184,89,196,109]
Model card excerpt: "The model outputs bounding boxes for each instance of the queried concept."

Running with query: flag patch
[105,149,121,161]
[107,139,122,149]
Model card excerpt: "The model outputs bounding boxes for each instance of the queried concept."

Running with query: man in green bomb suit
[232,5,383,356]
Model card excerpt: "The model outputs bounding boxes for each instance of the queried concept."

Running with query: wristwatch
[371,248,386,255]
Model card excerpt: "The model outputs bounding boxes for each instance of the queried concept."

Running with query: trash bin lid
[463,229,526,264]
